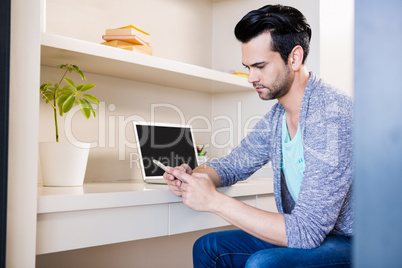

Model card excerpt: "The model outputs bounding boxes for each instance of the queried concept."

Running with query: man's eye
[256,65,265,69]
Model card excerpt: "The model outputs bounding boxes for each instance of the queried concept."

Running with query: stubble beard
[254,65,293,101]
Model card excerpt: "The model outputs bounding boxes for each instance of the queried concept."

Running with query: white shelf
[40,33,252,93]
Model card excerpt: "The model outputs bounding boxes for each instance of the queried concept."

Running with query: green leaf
[83,99,95,118]
[40,83,52,91]
[64,78,76,89]
[78,70,86,80]
[78,99,91,119]
[62,94,76,114]
[72,65,86,80]
[62,84,71,90]
[56,84,71,95]
[72,65,79,73]
[57,92,73,116]
[47,86,56,94]
[42,92,55,102]
[41,64,97,123]
[58,91,73,105]
[83,94,100,104]
[79,83,95,92]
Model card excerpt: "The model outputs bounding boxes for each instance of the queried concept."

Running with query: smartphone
[152,159,187,183]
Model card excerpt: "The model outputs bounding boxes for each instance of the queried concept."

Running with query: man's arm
[213,190,287,247]
[167,167,288,247]
[193,164,220,187]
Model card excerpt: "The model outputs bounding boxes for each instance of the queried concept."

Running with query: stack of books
[101,25,152,55]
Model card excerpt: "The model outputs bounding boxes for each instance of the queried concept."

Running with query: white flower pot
[39,142,90,187]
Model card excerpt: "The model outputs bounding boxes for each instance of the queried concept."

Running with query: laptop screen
[134,122,198,181]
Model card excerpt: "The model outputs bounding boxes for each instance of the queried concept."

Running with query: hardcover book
[102,35,149,46]
[105,25,151,44]
[101,40,152,55]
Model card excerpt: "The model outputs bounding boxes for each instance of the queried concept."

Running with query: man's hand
[166,167,222,212]
[162,164,193,197]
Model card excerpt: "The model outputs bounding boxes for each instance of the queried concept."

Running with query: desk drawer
[37,204,169,254]
[169,196,256,235]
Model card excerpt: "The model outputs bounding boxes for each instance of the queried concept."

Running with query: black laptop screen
[135,124,198,177]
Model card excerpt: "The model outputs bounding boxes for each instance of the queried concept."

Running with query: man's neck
[278,67,310,138]
[278,67,310,118]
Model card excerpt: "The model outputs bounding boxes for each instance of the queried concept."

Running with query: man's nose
[248,69,259,84]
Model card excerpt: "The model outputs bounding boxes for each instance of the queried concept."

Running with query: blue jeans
[193,230,352,267]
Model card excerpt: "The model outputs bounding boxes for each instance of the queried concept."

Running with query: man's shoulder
[307,73,353,113]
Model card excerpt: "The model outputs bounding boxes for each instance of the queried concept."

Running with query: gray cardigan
[207,72,354,249]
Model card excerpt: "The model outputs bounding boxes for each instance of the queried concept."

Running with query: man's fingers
[166,167,193,183]
[180,164,193,175]
[163,170,179,180]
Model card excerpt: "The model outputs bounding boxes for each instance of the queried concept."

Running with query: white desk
[36,178,275,255]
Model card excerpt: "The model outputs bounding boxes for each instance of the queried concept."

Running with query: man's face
[241,32,293,101]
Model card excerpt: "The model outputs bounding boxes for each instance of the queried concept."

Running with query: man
[163,4,353,267]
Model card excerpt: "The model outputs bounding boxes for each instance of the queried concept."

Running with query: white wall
[45,0,213,68]
[320,0,354,96]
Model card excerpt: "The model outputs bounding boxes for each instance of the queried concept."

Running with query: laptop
[133,122,199,184]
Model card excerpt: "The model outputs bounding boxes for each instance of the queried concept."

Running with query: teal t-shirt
[282,111,305,201]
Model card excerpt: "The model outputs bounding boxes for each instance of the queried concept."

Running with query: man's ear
[288,45,304,71]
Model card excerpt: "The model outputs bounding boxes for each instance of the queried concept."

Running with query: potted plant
[39,64,100,186]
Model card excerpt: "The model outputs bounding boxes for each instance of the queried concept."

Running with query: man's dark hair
[234,4,312,64]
